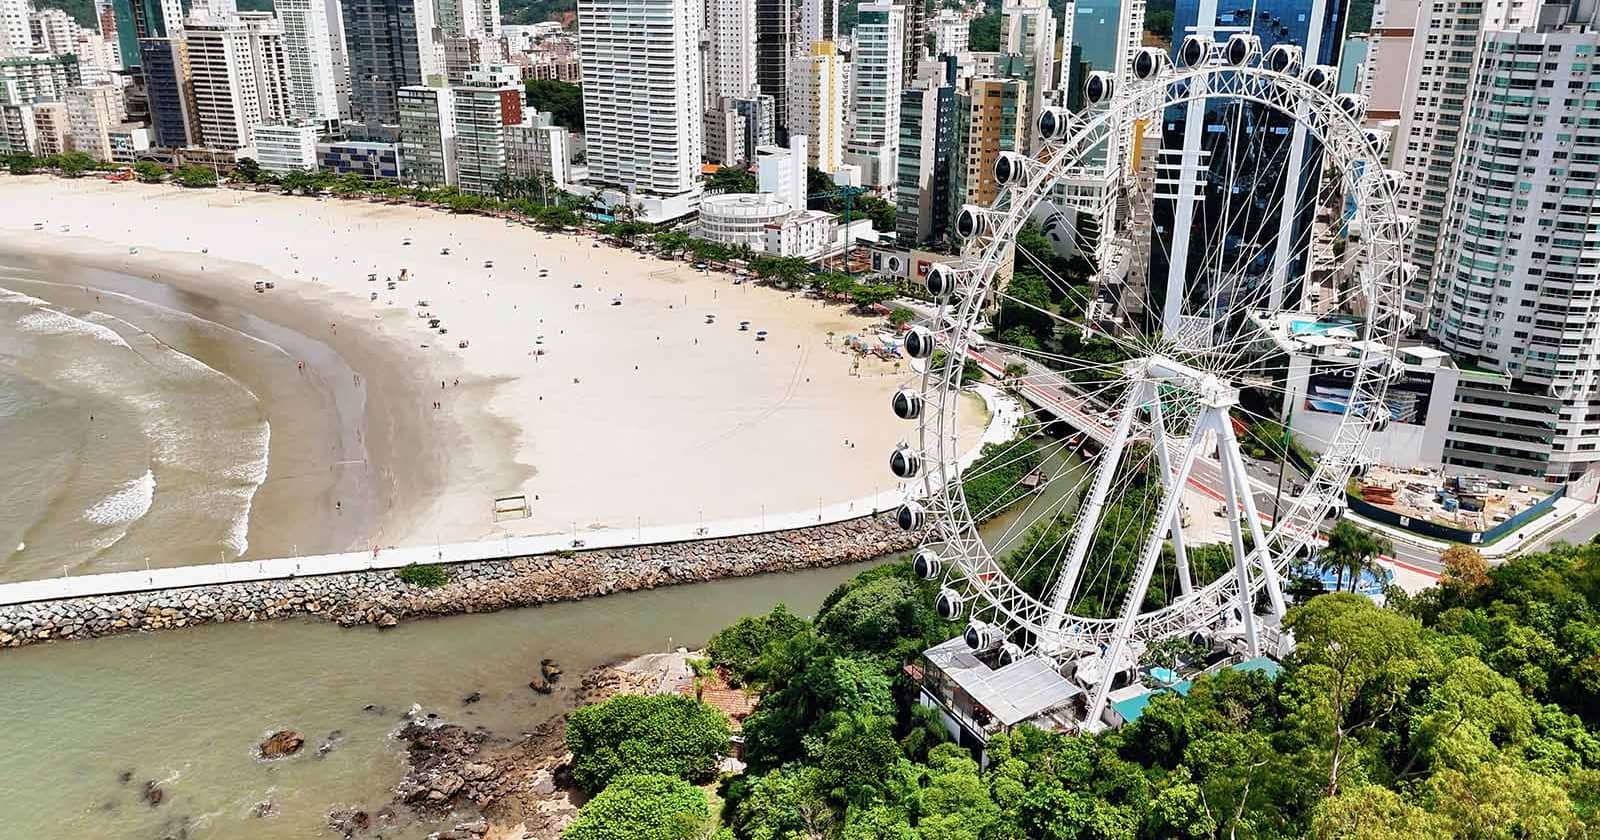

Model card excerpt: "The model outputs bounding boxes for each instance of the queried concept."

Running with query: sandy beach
[0,176,984,569]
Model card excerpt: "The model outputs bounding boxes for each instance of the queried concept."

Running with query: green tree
[1321,520,1393,591]
[707,165,757,193]
[562,773,708,840]
[526,79,584,130]
[133,161,165,183]
[234,157,262,183]
[853,194,896,231]
[6,152,38,174]
[175,164,218,188]
[888,307,915,328]
[565,694,731,793]
[815,712,901,807]
[1284,593,1426,796]
[706,604,809,685]
[54,151,98,178]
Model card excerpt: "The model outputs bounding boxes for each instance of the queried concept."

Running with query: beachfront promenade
[0,386,1023,607]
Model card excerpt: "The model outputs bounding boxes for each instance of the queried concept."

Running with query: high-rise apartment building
[506,108,570,188]
[397,84,456,184]
[755,0,792,139]
[114,0,185,70]
[704,0,755,107]
[1047,0,1142,262]
[139,36,199,147]
[343,0,439,125]
[897,71,956,244]
[1428,20,1600,481]
[325,0,352,118]
[893,0,925,83]
[452,64,521,195]
[787,38,842,171]
[578,0,703,219]
[185,14,292,150]
[1391,0,1531,321]
[931,8,968,56]
[0,54,82,102]
[65,83,128,160]
[1002,0,1054,154]
[0,0,30,57]
[949,75,1025,222]
[795,0,834,49]
[31,9,81,55]
[845,1,904,191]
[277,0,343,123]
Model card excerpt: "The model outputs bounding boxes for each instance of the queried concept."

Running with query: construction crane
[807,185,869,273]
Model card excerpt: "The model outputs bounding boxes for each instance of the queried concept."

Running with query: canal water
[0,561,890,840]
[0,434,1079,840]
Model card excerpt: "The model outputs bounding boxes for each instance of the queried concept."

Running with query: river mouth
[0,559,891,840]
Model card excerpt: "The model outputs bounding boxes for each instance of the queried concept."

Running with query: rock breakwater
[0,514,913,649]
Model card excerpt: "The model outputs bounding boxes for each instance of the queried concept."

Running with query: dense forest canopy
[558,537,1600,838]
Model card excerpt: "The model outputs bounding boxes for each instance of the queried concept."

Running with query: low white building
[505,107,569,188]
[766,209,837,259]
[699,192,793,251]
[107,122,151,163]
[253,122,320,173]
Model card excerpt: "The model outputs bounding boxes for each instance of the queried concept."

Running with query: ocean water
[0,275,271,581]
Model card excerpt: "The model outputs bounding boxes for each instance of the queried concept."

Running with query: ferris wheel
[889,35,1410,726]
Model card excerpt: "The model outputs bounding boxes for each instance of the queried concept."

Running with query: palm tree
[1322,521,1393,592]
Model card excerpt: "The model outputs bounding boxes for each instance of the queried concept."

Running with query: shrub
[133,161,165,183]
[561,773,707,840]
[705,604,809,684]
[565,694,731,794]
[396,562,449,588]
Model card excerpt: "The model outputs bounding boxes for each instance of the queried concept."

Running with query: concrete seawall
[0,514,916,649]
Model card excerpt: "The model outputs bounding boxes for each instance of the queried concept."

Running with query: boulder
[461,691,482,705]
[461,762,497,781]
[528,674,552,694]
[143,781,163,807]
[327,807,371,838]
[431,772,464,798]
[376,612,399,629]
[259,730,306,759]
[540,660,562,681]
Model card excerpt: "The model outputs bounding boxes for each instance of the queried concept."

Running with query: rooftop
[925,637,1084,727]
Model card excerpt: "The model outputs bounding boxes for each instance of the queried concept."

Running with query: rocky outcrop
[259,730,306,759]
[0,514,912,649]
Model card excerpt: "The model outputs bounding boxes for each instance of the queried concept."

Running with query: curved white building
[698,193,793,250]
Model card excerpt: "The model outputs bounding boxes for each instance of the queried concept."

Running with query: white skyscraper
[1003,0,1055,154]
[579,0,703,220]
[278,0,343,123]
[30,8,80,55]
[787,38,842,172]
[794,0,835,52]
[324,0,352,118]
[703,0,755,108]
[1428,16,1600,483]
[844,1,903,191]
[0,0,31,57]
[185,14,292,150]
[1392,0,1534,321]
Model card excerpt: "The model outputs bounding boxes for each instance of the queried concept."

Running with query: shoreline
[0,251,459,570]
[0,512,917,649]
[0,176,959,576]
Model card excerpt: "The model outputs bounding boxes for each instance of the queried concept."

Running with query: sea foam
[14,308,132,349]
[82,469,156,526]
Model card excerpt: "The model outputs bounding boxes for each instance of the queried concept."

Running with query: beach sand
[0,176,985,561]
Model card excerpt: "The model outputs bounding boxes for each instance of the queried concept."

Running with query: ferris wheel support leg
[1044,379,1147,639]
[1149,394,1194,597]
[1084,409,1209,727]
[1216,418,1288,620]
[1216,430,1262,659]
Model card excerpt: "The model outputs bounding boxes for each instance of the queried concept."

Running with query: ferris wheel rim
[908,60,1409,657]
